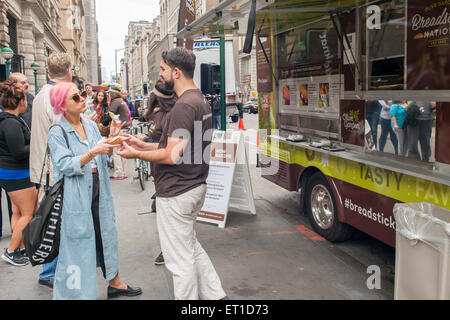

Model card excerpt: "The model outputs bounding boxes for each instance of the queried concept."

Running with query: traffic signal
[200,63,220,95]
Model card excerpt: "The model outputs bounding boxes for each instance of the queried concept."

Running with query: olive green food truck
[178,0,450,247]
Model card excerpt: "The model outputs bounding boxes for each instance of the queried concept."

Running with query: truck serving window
[364,0,406,90]
[277,20,338,75]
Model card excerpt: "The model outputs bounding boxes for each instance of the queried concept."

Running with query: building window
[7,13,24,75]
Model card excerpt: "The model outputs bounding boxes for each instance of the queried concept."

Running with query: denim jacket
[48,117,118,300]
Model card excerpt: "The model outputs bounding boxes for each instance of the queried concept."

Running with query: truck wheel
[305,172,354,242]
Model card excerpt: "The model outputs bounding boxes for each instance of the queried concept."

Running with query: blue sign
[194,41,220,48]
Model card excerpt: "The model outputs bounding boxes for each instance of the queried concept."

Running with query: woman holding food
[47,82,142,300]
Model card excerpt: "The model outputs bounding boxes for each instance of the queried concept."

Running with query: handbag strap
[37,124,70,194]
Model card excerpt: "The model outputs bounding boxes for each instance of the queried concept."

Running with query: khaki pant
[156,184,226,300]
[112,148,129,177]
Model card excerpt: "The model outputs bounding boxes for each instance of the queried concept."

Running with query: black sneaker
[19,248,29,261]
[154,252,165,265]
[1,249,29,266]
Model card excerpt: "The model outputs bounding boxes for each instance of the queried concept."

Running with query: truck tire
[305,172,354,242]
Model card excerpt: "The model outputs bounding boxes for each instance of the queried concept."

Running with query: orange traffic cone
[256,130,260,147]
[238,117,244,130]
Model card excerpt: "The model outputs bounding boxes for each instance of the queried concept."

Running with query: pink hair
[50,82,77,115]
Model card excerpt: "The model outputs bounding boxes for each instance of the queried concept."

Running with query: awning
[177,0,369,40]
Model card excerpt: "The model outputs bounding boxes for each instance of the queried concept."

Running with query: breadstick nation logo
[407,0,450,90]
[411,5,450,44]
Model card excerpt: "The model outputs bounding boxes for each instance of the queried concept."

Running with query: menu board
[279,74,342,113]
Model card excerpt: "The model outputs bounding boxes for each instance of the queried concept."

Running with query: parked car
[243,99,258,114]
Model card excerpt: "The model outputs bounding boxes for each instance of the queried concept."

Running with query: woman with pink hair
[47,82,142,300]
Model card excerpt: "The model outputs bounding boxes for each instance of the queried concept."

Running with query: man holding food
[116,48,227,300]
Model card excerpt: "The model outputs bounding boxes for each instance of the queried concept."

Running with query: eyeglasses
[72,91,87,103]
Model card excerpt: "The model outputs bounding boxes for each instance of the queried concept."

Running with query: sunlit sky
[96,0,159,82]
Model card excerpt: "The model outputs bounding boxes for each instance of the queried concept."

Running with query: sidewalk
[0,152,395,300]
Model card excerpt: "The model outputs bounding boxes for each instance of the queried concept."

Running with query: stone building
[60,0,86,88]
[238,35,257,102]
[82,0,99,85]
[122,20,152,98]
[0,0,66,93]
[147,16,160,89]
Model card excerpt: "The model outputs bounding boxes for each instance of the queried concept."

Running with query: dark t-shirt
[154,89,212,198]
[109,98,131,128]
[0,112,31,170]
[147,109,166,142]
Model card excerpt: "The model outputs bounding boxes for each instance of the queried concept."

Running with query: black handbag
[23,124,69,266]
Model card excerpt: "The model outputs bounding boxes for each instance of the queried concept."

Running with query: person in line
[84,84,95,116]
[0,188,13,237]
[47,82,141,300]
[8,73,34,128]
[364,100,381,149]
[93,90,113,137]
[109,86,131,180]
[118,48,227,300]
[0,80,37,266]
[121,90,136,118]
[0,105,13,238]
[94,90,108,118]
[390,100,408,157]
[29,52,75,288]
[406,101,435,162]
[141,80,176,266]
[211,93,221,130]
[378,100,398,155]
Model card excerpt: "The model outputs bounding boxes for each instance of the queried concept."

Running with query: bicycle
[128,121,151,191]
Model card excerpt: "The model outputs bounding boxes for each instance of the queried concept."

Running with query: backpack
[402,103,420,129]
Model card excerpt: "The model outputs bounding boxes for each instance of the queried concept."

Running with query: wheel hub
[310,184,334,230]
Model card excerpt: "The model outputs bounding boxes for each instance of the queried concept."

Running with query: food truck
[177,0,450,247]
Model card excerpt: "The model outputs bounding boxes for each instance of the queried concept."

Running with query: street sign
[194,41,220,48]
[198,130,256,228]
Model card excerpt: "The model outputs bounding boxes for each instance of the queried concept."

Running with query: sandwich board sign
[198,130,256,228]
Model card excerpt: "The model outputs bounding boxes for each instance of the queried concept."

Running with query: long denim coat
[48,117,119,300]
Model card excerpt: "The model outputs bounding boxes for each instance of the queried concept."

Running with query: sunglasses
[72,91,87,103]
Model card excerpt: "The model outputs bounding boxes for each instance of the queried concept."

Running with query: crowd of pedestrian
[365,100,436,161]
[0,47,227,300]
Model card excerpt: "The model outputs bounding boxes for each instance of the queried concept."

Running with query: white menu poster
[198,130,256,228]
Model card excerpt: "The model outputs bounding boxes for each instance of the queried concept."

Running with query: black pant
[91,172,106,278]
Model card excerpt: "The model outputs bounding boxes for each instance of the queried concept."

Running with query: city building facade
[238,35,257,102]
[60,0,86,88]
[123,20,152,98]
[82,0,99,85]
[147,16,160,89]
[0,0,66,93]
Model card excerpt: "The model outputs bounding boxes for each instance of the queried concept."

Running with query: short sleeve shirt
[154,89,212,198]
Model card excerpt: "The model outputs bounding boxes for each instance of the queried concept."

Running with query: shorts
[0,177,35,193]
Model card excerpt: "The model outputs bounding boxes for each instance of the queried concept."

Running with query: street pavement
[0,114,395,300]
